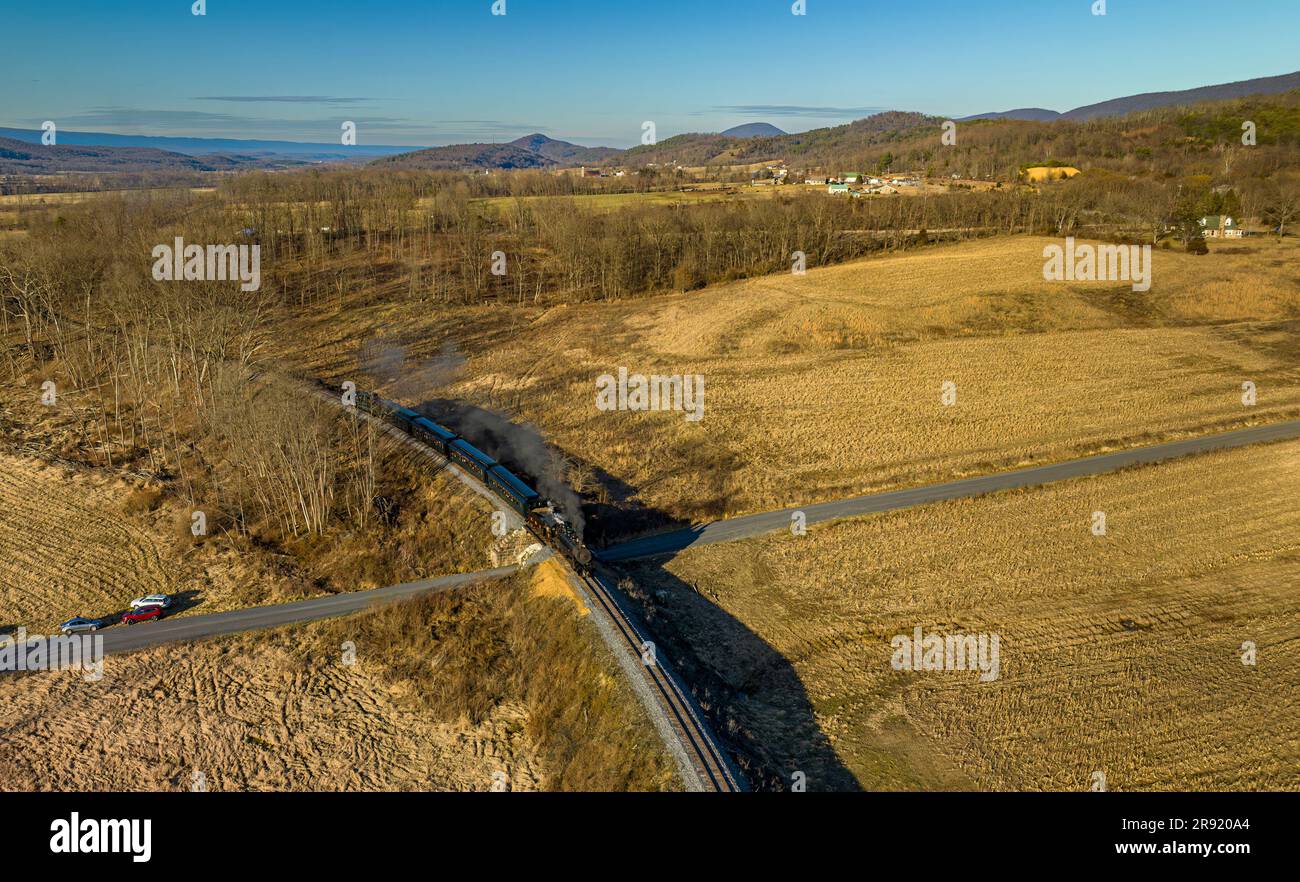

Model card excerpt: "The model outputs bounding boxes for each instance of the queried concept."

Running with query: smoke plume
[356,334,585,536]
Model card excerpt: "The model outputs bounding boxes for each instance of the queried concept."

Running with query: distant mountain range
[618,71,1300,169]
[719,122,787,138]
[3,70,1297,176]
[618,111,939,168]
[371,134,619,171]
[959,70,1300,121]
[0,136,270,175]
[0,127,412,162]
[957,108,1061,122]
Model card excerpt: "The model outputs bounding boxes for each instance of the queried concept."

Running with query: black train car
[352,387,589,569]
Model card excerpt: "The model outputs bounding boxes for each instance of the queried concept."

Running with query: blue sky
[3,0,1298,147]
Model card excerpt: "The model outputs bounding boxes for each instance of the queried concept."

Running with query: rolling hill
[0,127,416,160]
[370,142,555,171]
[508,133,621,165]
[1061,70,1300,120]
[960,70,1300,122]
[958,107,1063,122]
[616,111,940,168]
[0,137,256,174]
[719,122,787,138]
[373,135,620,171]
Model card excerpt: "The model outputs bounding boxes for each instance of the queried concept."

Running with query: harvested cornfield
[620,438,1300,791]
[283,235,1300,538]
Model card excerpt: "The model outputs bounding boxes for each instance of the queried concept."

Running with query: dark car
[121,605,164,626]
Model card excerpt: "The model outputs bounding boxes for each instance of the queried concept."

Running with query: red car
[121,604,164,625]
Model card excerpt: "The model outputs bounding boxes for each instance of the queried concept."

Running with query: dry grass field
[0,440,495,635]
[619,438,1300,791]
[0,452,250,635]
[465,187,766,216]
[0,571,679,791]
[0,187,215,206]
[282,235,1300,540]
[0,628,537,791]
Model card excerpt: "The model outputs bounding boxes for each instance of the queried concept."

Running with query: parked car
[121,605,164,626]
[59,617,101,635]
[129,594,172,609]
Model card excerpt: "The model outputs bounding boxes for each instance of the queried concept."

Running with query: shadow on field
[165,590,205,616]
[602,554,862,792]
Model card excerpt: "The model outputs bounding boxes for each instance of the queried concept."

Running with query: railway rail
[575,565,745,792]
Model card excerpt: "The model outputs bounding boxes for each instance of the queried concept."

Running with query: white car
[129,594,172,610]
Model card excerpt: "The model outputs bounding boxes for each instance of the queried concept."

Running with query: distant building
[805,177,828,185]
[1199,215,1243,238]
[828,183,850,194]
[843,173,864,183]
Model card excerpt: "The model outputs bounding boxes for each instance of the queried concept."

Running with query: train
[355,389,592,568]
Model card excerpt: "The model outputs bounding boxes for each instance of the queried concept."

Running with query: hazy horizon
[4,0,1299,148]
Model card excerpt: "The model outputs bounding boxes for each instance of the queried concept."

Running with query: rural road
[599,419,1300,562]
[6,566,519,666]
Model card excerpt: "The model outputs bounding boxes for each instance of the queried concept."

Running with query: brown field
[0,187,215,206]
[0,191,117,207]
[619,438,1300,791]
[464,185,780,216]
[0,572,679,791]
[283,235,1300,539]
[0,627,533,791]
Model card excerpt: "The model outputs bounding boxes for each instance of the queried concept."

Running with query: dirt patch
[530,558,588,614]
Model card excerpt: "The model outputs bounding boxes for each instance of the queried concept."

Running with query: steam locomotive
[354,389,592,568]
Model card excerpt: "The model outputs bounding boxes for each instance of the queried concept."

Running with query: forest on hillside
[622,90,1300,183]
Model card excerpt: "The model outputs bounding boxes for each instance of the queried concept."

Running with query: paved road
[599,419,1300,562]
[6,566,519,666]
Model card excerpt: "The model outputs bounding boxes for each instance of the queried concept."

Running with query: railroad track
[572,566,745,793]
[323,382,745,792]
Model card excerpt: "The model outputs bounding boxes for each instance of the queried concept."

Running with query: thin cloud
[195,96,378,105]
[21,106,569,146]
[711,104,887,117]
[44,107,428,139]
[432,120,551,133]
